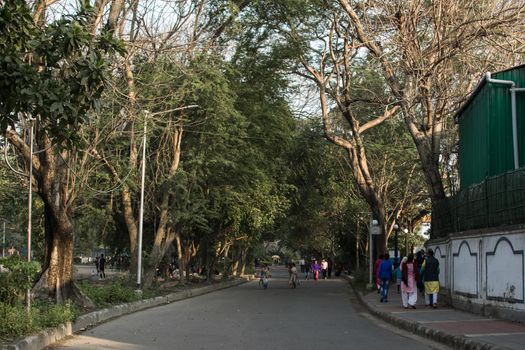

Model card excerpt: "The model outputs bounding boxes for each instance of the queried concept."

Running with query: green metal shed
[456,65,525,189]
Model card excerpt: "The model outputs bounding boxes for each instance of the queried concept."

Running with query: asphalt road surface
[50,266,450,350]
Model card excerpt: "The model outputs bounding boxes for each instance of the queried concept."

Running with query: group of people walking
[374,248,440,309]
[259,257,335,290]
[300,258,332,281]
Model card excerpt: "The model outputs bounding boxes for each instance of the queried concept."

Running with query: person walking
[327,257,333,279]
[99,254,106,279]
[415,249,425,295]
[311,260,321,281]
[374,254,384,294]
[395,257,405,293]
[379,253,393,303]
[401,253,420,309]
[421,248,440,308]
[321,259,328,279]
[304,259,310,280]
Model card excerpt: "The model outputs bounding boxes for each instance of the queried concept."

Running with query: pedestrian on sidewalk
[421,248,440,308]
[401,253,420,309]
[395,258,404,293]
[374,254,384,294]
[379,253,393,303]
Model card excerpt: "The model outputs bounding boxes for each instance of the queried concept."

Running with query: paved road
[50,266,450,350]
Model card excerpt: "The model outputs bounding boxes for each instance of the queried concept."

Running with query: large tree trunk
[175,233,186,284]
[142,125,183,287]
[36,141,77,301]
[231,249,239,277]
[121,187,138,274]
[7,129,81,302]
[236,246,248,277]
[38,203,75,303]
[143,226,176,287]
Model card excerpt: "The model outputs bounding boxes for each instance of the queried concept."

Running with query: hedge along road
[48,266,450,350]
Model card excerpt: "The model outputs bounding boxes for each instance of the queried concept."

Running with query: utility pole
[356,217,361,270]
[2,220,5,258]
[135,105,199,290]
[27,117,35,311]
[136,111,147,289]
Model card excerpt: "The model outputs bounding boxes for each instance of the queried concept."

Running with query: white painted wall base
[427,226,525,323]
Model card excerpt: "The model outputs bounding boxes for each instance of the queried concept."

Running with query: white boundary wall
[427,227,525,322]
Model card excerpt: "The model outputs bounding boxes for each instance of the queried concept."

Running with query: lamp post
[27,117,35,311]
[403,228,409,256]
[393,223,399,266]
[356,216,362,270]
[369,218,379,287]
[135,105,199,289]
[2,220,5,258]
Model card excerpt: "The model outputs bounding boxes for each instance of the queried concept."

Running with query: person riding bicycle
[260,264,270,289]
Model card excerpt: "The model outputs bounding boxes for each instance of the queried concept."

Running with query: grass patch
[78,278,155,307]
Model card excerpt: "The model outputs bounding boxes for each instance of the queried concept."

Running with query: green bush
[33,300,77,328]
[0,302,36,339]
[79,279,143,307]
[0,256,40,305]
[0,301,76,340]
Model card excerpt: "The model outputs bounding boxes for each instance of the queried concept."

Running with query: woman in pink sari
[401,253,420,309]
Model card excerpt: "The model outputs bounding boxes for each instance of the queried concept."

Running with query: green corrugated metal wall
[459,66,525,189]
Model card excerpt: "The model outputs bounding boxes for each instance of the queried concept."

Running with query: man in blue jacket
[379,253,393,302]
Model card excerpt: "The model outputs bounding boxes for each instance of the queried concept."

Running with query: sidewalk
[356,286,525,350]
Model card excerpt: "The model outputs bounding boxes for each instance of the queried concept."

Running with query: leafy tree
[1,1,123,302]
[336,0,525,237]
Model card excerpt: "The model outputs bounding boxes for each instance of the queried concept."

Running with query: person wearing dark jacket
[422,248,440,308]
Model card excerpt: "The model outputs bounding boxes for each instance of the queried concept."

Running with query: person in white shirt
[321,259,328,279]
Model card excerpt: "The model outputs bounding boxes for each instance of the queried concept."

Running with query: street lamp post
[135,105,199,289]
[393,223,399,266]
[136,112,148,289]
[27,118,35,311]
[369,218,379,287]
[356,216,361,270]
[403,228,409,256]
[2,220,5,258]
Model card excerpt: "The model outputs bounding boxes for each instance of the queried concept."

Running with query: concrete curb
[1,278,250,350]
[343,276,511,350]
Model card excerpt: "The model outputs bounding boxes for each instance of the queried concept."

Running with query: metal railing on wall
[432,168,525,237]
